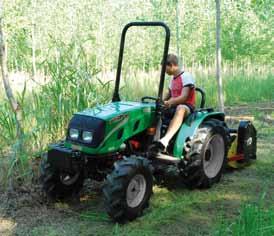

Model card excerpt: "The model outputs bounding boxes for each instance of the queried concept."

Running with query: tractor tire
[103,156,153,223]
[40,154,84,201]
[182,119,230,189]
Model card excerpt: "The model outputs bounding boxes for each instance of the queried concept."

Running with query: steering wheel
[141,96,158,103]
[141,96,166,114]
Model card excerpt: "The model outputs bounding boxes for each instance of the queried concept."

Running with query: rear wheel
[40,154,84,200]
[103,156,153,222]
[182,119,229,188]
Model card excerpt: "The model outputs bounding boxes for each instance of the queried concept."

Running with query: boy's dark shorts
[163,103,194,119]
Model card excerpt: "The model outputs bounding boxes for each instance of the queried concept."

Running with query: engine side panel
[65,101,156,154]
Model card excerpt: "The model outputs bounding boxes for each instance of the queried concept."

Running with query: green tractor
[40,22,257,222]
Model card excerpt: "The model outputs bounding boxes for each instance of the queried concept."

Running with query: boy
[150,53,196,153]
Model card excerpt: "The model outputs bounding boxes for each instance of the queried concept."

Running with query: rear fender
[173,111,225,158]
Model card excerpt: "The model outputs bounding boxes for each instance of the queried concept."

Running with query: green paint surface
[65,101,156,154]
[173,111,225,158]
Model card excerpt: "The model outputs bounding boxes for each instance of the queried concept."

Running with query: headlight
[82,131,93,142]
[69,128,79,140]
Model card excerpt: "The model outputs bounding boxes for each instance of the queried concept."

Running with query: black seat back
[195,87,206,108]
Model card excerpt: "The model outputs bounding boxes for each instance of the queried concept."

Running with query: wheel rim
[203,134,225,178]
[126,174,147,208]
[60,172,80,186]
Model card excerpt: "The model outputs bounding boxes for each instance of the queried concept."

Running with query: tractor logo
[110,114,129,124]
[143,107,151,113]
[246,137,252,146]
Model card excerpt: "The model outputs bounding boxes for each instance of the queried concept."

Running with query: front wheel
[40,154,84,201]
[103,156,153,222]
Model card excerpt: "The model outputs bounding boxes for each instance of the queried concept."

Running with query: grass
[215,203,274,236]
[0,110,273,236]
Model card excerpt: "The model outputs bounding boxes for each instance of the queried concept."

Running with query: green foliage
[23,39,111,146]
[2,0,273,72]
[0,38,112,184]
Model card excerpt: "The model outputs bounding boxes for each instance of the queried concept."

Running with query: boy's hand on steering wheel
[164,100,171,108]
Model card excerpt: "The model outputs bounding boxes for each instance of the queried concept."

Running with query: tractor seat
[194,87,214,113]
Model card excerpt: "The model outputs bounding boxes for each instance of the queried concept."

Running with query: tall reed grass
[0,41,112,185]
[117,63,274,106]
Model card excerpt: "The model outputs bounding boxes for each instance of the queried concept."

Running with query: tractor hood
[65,101,156,154]
[75,101,155,121]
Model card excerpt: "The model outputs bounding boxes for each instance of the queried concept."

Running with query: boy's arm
[166,87,190,107]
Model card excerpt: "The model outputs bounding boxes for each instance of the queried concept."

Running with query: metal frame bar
[112,21,170,102]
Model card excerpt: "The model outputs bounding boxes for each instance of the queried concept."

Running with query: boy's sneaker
[148,141,166,157]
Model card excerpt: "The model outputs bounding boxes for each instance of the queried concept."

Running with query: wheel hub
[60,172,80,186]
[126,174,147,208]
[203,134,225,178]
[205,149,211,161]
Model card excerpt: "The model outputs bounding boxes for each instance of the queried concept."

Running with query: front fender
[173,111,225,158]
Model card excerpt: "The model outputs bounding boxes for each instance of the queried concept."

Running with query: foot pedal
[155,153,181,164]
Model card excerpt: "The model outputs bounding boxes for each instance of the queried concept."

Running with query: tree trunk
[175,0,180,59]
[0,1,23,141]
[215,0,224,112]
[31,20,37,79]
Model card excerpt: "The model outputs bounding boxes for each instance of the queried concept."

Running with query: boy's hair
[166,54,179,66]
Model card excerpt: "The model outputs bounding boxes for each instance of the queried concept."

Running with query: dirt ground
[0,106,273,236]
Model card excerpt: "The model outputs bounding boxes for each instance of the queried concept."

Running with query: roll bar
[112,21,170,102]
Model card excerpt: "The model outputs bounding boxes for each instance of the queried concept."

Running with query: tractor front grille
[66,114,105,148]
